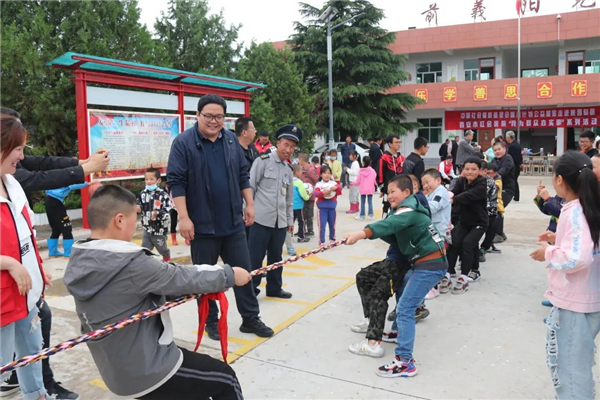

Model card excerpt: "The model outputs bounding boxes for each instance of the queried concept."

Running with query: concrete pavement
[6,176,596,399]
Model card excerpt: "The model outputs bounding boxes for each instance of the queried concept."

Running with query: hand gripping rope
[0,239,347,375]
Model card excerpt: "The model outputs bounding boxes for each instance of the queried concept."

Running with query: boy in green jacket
[345,175,447,378]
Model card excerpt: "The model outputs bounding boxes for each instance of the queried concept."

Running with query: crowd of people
[1,95,600,399]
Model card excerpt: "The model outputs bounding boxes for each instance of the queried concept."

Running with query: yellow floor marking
[294,247,336,267]
[171,256,191,264]
[310,274,354,281]
[282,270,305,277]
[226,278,355,363]
[44,295,58,300]
[89,379,108,390]
[284,264,320,271]
[347,255,382,262]
[263,297,314,306]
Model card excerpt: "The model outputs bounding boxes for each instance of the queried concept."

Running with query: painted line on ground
[263,297,314,306]
[346,255,382,262]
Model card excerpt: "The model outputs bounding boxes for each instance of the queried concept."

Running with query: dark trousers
[293,209,305,239]
[190,229,259,324]
[356,259,411,341]
[497,191,514,236]
[45,196,73,240]
[447,223,486,277]
[248,223,286,295]
[514,168,521,201]
[139,348,242,400]
[303,200,315,234]
[170,209,178,234]
[480,215,499,251]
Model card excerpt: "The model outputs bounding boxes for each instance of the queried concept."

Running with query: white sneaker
[355,215,365,220]
[425,286,440,300]
[350,319,369,333]
[348,339,384,358]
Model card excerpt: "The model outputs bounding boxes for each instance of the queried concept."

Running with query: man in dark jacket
[439,138,450,161]
[451,135,460,173]
[167,94,273,339]
[235,116,259,169]
[340,135,356,188]
[370,136,383,182]
[402,137,429,182]
[505,131,523,201]
[492,141,515,243]
[378,135,404,216]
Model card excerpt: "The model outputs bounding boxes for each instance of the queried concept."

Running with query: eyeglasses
[392,141,402,145]
[200,113,225,122]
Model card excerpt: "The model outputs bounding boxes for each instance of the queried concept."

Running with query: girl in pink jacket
[351,156,377,220]
[530,151,600,400]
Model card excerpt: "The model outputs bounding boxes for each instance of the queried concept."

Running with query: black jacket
[451,176,489,228]
[167,123,250,236]
[508,141,523,166]
[15,156,84,193]
[451,140,459,160]
[241,142,259,170]
[402,152,425,180]
[369,143,383,172]
[439,143,449,160]
[494,154,516,194]
[586,148,599,158]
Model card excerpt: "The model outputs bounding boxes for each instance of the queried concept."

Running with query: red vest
[443,161,453,176]
[0,203,45,327]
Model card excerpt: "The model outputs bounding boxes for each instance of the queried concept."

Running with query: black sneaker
[488,245,502,254]
[306,231,315,237]
[387,310,396,322]
[1,373,20,397]
[266,290,292,299]
[240,317,274,337]
[467,270,481,282]
[206,322,220,341]
[46,381,79,400]
[415,306,430,322]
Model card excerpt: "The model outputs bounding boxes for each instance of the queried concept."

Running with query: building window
[464,59,479,81]
[416,63,442,83]
[417,118,443,143]
[584,49,600,74]
[479,58,495,80]
[567,51,584,75]
[522,68,549,78]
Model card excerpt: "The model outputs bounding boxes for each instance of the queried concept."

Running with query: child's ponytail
[554,151,600,248]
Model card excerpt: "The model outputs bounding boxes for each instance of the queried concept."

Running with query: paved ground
[6,177,599,399]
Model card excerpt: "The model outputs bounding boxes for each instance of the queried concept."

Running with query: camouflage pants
[356,259,411,341]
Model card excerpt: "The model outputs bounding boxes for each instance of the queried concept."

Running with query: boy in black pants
[447,157,489,294]
[65,185,250,399]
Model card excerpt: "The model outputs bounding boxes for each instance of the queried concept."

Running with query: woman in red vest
[0,115,49,400]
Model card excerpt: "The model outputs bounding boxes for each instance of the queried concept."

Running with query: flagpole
[517,6,521,142]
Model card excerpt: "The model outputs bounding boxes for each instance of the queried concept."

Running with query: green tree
[1,0,159,155]
[237,42,317,151]
[153,0,242,76]
[290,0,420,141]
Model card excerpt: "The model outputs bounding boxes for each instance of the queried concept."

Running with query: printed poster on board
[89,110,180,180]
[184,115,237,131]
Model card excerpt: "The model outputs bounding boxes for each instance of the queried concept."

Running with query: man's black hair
[414,137,429,150]
[386,134,399,144]
[146,168,161,180]
[88,185,137,230]
[581,130,595,141]
[197,94,227,113]
[311,156,319,163]
[463,156,482,169]
[388,175,413,194]
[235,117,253,136]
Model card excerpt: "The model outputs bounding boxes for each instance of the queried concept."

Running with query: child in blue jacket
[44,182,90,257]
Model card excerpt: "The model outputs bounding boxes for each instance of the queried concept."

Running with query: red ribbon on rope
[195,292,229,363]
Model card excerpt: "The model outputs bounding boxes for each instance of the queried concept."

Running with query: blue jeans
[393,269,445,361]
[317,205,337,244]
[546,307,600,400]
[360,195,373,217]
[0,306,46,400]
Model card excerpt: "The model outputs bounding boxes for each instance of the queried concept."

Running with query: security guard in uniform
[248,124,303,299]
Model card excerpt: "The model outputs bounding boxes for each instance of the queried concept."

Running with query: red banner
[445,106,600,130]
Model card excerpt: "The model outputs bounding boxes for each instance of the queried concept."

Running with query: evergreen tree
[1,0,158,155]
[290,0,420,141]
[237,42,316,151]
[153,0,242,76]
